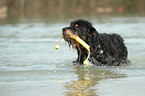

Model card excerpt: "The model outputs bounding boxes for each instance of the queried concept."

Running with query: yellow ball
[83,60,89,65]
[55,45,60,50]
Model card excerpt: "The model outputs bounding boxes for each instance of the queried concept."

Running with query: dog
[62,19,129,66]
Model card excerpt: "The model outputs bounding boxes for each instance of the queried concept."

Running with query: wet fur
[62,19,129,66]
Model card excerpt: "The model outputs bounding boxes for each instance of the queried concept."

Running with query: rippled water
[0,16,145,96]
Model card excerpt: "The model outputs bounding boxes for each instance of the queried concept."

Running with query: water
[0,16,145,96]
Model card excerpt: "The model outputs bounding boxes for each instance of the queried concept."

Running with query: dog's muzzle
[62,27,73,36]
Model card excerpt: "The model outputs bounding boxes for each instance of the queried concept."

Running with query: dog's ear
[89,26,96,36]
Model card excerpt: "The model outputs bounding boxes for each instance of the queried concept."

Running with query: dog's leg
[74,47,86,64]
[73,49,80,63]
[73,43,82,63]
[79,48,88,64]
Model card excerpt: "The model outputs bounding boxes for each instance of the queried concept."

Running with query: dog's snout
[62,28,67,32]
[62,27,70,36]
[62,28,67,35]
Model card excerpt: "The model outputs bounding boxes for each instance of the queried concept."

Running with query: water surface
[0,16,145,96]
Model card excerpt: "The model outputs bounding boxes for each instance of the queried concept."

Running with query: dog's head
[62,19,98,47]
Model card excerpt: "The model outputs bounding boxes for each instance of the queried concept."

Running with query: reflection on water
[64,66,126,96]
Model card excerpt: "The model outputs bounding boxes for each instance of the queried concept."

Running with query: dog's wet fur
[62,19,129,66]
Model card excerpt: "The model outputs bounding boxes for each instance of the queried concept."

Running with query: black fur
[62,19,129,66]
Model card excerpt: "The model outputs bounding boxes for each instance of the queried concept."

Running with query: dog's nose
[62,27,70,35]
[62,27,70,32]
[62,28,67,32]
[62,28,67,35]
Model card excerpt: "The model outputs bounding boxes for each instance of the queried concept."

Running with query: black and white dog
[62,19,129,66]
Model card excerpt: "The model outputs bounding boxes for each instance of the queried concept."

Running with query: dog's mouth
[62,28,77,45]
[62,28,73,37]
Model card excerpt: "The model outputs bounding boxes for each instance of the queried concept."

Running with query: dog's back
[97,33,128,65]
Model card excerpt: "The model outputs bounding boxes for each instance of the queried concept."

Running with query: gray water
[0,16,145,96]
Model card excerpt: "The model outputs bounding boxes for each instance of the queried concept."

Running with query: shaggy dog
[62,19,129,66]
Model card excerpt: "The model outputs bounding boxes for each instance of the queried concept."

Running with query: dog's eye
[76,26,79,29]
[75,24,79,29]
